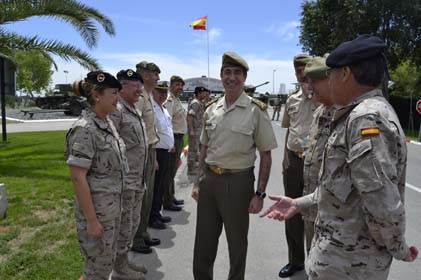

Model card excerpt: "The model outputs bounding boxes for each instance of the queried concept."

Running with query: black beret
[116,69,143,83]
[85,70,121,90]
[326,34,386,68]
[194,86,208,94]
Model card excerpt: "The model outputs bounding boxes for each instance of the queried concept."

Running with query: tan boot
[128,261,147,274]
[111,253,145,280]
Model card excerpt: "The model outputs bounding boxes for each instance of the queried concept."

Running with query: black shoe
[131,243,152,254]
[159,216,172,223]
[145,238,161,247]
[173,198,184,205]
[149,220,167,230]
[278,263,304,278]
[163,204,182,211]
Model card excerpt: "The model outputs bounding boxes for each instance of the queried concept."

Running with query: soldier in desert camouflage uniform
[261,35,418,280]
[187,86,207,175]
[301,56,334,254]
[109,69,148,280]
[65,71,127,280]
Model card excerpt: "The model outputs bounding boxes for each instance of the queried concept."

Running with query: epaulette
[251,98,268,110]
[205,98,219,109]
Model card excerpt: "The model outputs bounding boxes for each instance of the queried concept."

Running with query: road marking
[406,183,421,193]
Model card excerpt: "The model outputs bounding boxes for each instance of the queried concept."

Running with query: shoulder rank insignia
[361,127,380,136]
[205,98,219,109]
[252,98,268,110]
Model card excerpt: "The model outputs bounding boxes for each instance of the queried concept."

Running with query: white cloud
[50,51,297,94]
[265,21,300,41]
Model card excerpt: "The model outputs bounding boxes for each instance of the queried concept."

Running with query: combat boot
[128,261,147,274]
[111,253,145,280]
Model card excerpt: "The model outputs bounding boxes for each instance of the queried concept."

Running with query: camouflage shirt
[188,98,204,135]
[301,89,409,279]
[65,108,128,222]
[109,100,147,191]
[302,105,334,222]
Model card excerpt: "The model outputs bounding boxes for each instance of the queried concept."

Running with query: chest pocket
[93,134,121,174]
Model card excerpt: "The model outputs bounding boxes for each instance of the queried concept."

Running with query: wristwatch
[255,190,266,199]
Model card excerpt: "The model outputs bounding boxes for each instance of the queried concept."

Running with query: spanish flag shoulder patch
[361,127,380,136]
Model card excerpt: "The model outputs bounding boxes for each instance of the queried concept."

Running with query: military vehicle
[34,84,87,116]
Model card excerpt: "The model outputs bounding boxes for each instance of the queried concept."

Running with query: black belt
[174,133,184,138]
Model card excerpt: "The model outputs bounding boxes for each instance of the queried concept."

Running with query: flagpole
[206,15,210,92]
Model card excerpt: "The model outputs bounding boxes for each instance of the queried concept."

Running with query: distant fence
[389,95,421,131]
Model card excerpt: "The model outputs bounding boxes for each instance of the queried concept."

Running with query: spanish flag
[189,16,207,30]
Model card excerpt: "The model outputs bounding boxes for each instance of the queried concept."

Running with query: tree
[0,0,116,70]
[15,50,53,99]
[299,0,421,69]
[390,61,421,98]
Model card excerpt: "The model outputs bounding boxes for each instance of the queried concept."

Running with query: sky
[7,0,305,94]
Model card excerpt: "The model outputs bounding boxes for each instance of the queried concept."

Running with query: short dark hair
[349,55,385,87]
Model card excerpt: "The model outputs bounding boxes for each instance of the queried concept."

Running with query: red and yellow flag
[189,16,207,30]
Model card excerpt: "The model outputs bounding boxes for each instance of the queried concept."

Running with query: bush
[4,95,16,109]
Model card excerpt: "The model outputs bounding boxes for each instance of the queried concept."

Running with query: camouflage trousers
[304,219,315,255]
[116,189,144,256]
[272,106,281,120]
[188,134,200,174]
[75,193,121,280]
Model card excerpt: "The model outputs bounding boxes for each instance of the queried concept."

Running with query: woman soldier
[65,71,128,280]
[108,69,148,280]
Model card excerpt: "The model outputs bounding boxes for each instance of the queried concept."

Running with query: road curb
[2,116,77,123]
[406,139,421,146]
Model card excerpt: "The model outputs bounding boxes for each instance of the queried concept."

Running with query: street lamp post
[64,70,69,84]
[272,69,276,95]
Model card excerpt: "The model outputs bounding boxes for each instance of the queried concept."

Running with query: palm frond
[0,0,115,48]
[0,30,100,70]
[38,50,58,71]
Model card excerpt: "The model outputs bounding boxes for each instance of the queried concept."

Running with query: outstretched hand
[259,195,299,221]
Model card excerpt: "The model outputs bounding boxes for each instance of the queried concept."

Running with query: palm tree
[0,0,116,70]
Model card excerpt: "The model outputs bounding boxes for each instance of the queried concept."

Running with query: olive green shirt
[135,89,159,145]
[201,92,277,169]
[282,89,319,152]
[164,92,187,134]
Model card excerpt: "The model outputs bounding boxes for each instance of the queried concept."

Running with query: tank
[34,84,87,116]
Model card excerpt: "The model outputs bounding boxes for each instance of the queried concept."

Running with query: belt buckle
[211,165,222,175]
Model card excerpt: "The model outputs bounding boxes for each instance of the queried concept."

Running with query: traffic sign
[417,100,421,114]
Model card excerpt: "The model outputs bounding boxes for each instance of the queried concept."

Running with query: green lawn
[0,131,83,279]
[405,129,421,142]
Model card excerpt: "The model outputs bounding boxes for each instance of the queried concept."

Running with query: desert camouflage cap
[222,51,249,72]
[293,54,312,67]
[304,56,330,80]
[155,81,169,90]
[136,61,161,73]
[170,75,185,86]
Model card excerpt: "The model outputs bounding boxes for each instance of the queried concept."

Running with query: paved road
[129,108,421,280]
[3,107,421,279]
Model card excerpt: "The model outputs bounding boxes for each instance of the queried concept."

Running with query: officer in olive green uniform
[132,61,161,254]
[109,69,148,279]
[163,75,187,210]
[65,71,127,280]
[301,57,334,254]
[262,35,418,280]
[192,52,278,280]
[187,86,207,175]
[279,54,319,278]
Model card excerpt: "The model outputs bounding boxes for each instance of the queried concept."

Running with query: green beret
[155,81,169,91]
[136,61,161,73]
[304,57,330,80]
[293,54,312,67]
[116,69,143,82]
[222,51,249,71]
[170,75,185,86]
